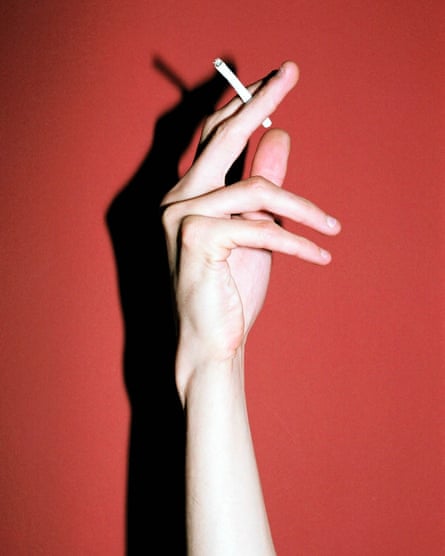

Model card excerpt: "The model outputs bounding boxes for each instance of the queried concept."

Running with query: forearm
[178,349,276,556]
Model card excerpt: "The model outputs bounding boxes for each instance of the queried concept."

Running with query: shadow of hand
[105,55,242,555]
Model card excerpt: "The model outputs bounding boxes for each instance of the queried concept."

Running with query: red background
[1,1,444,554]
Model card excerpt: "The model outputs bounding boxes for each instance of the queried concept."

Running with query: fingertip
[264,127,291,148]
[279,60,300,87]
[319,248,332,264]
[326,215,342,235]
[251,127,291,187]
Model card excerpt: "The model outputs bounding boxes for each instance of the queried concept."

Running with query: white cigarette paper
[213,58,272,128]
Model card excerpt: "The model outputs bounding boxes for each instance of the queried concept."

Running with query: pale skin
[161,61,341,555]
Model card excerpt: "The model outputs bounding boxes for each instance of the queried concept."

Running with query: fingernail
[326,216,338,228]
[320,248,331,261]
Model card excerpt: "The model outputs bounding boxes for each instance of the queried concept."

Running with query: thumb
[241,128,291,222]
[250,128,291,187]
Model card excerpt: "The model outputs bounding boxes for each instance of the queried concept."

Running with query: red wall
[1,1,444,554]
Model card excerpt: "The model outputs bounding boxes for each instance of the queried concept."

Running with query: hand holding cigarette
[160,57,341,555]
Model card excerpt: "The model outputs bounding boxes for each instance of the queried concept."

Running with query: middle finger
[180,60,299,197]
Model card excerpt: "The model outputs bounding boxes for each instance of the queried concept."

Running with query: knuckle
[297,195,319,216]
[213,119,232,141]
[180,215,205,249]
[296,235,317,254]
[251,83,278,116]
[254,219,275,241]
[245,175,269,196]
[214,117,247,145]
[161,202,179,230]
[161,200,190,235]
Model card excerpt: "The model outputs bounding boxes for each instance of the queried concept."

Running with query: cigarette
[213,58,272,128]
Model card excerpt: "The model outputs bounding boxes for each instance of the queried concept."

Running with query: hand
[161,61,341,392]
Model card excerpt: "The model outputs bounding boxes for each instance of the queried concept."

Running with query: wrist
[175,342,245,407]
